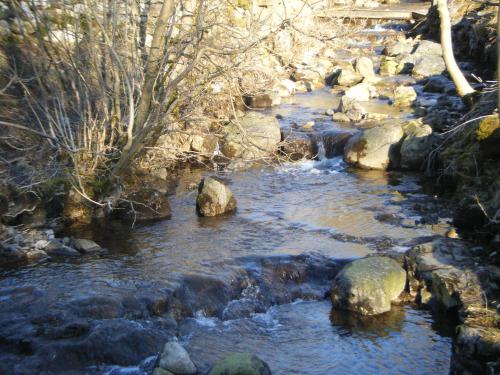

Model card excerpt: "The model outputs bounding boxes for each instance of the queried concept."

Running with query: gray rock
[321,130,356,158]
[344,125,404,170]
[153,368,174,375]
[209,353,271,375]
[337,96,367,122]
[72,238,101,254]
[383,39,415,57]
[400,123,435,170]
[413,40,443,57]
[159,341,197,375]
[331,257,407,315]
[44,240,81,257]
[196,177,237,217]
[221,112,281,159]
[412,55,446,79]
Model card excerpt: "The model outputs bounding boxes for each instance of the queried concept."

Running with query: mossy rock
[331,257,406,316]
[476,116,499,141]
[209,353,271,375]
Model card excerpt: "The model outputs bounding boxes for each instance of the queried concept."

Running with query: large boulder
[400,123,435,170]
[330,257,407,315]
[209,353,272,375]
[158,341,197,375]
[221,112,281,160]
[344,125,404,170]
[196,177,237,217]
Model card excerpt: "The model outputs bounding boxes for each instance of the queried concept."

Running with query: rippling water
[0,90,455,374]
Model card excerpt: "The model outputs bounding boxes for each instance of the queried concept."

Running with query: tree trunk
[113,0,175,176]
[436,0,475,98]
[497,3,500,120]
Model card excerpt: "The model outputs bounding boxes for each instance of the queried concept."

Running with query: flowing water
[0,90,457,374]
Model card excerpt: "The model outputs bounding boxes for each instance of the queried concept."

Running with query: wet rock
[344,125,404,170]
[44,240,80,257]
[153,368,175,375]
[332,112,351,123]
[116,189,171,222]
[25,249,49,261]
[321,130,355,158]
[281,131,317,160]
[0,243,25,265]
[71,295,124,319]
[243,92,280,108]
[209,353,271,375]
[222,299,265,320]
[344,83,377,102]
[221,112,281,159]
[423,75,456,94]
[336,68,363,87]
[400,123,435,170]
[159,341,197,375]
[393,86,417,107]
[196,177,237,217]
[337,96,367,122]
[71,238,101,254]
[330,257,406,315]
[355,56,375,79]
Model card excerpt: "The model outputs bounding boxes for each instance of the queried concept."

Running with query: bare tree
[436,0,475,98]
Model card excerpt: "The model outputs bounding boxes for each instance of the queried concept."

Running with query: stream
[0,88,458,374]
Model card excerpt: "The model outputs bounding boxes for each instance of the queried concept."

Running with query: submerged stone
[209,353,271,375]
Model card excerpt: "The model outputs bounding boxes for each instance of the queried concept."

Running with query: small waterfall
[316,139,326,161]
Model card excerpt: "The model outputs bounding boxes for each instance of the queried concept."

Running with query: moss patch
[476,116,499,141]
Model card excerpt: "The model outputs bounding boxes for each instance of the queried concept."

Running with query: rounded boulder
[330,257,407,315]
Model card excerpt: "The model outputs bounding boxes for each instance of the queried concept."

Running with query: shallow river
[0,90,456,374]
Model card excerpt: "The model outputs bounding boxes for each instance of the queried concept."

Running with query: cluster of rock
[153,341,271,375]
[330,238,500,372]
[0,224,103,266]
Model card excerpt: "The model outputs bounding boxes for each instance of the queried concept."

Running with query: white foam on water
[193,310,218,328]
[278,156,344,175]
